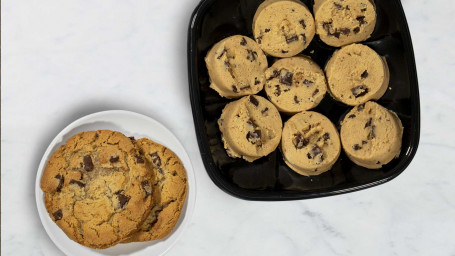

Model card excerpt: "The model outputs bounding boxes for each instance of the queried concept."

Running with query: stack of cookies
[40,130,187,249]
[205,0,403,175]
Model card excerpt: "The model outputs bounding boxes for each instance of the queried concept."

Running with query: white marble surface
[2,0,455,255]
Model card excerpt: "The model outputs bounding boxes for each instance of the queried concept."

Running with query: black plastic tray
[188,0,420,201]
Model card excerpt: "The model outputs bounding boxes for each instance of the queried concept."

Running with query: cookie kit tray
[188,0,420,201]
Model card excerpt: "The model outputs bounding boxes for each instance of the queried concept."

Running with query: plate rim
[35,110,197,255]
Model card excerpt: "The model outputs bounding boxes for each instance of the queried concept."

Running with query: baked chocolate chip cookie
[124,138,187,242]
[40,130,154,249]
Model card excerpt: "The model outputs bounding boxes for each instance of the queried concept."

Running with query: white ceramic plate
[35,110,196,256]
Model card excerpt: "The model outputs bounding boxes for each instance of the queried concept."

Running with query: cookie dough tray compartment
[188,0,419,200]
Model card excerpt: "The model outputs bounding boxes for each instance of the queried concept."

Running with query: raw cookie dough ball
[314,0,376,47]
[205,35,268,98]
[264,56,327,114]
[253,0,315,57]
[218,95,283,162]
[281,111,341,176]
[325,43,389,106]
[340,101,403,169]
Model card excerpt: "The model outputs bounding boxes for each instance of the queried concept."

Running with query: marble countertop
[2,0,454,255]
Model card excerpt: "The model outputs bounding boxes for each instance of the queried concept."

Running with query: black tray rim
[187,0,421,201]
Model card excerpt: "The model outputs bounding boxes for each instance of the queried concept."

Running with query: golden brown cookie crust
[40,130,154,249]
[125,138,187,242]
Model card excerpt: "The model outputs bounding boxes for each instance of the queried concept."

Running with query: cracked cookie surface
[40,130,154,249]
[205,35,268,98]
[264,56,327,113]
[314,0,376,47]
[325,43,389,106]
[281,111,341,176]
[125,138,187,242]
[218,95,283,162]
[340,101,403,169]
[253,0,315,57]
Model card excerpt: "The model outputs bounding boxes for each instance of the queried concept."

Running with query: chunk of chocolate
[312,89,320,97]
[281,50,289,54]
[115,191,130,208]
[362,140,367,145]
[254,77,260,85]
[286,35,299,44]
[240,37,247,46]
[274,85,281,96]
[303,79,314,86]
[367,125,376,140]
[150,152,162,167]
[340,28,351,35]
[280,71,294,86]
[294,95,300,104]
[246,130,262,144]
[265,28,270,33]
[53,209,63,221]
[357,16,366,25]
[323,133,330,141]
[361,8,367,12]
[293,133,309,149]
[246,49,257,62]
[267,70,280,81]
[240,85,251,90]
[311,145,323,157]
[348,114,356,119]
[257,35,263,44]
[301,33,307,45]
[69,179,85,188]
[217,49,226,59]
[333,2,343,9]
[249,96,259,106]
[110,156,119,163]
[364,118,372,128]
[261,107,269,115]
[353,144,362,150]
[353,27,360,34]
[83,155,94,172]
[232,85,238,93]
[351,85,369,97]
[55,174,64,192]
[135,155,145,164]
[357,104,365,111]
[361,70,369,79]
[299,19,306,29]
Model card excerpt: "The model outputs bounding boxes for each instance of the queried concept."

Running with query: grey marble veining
[2,0,455,255]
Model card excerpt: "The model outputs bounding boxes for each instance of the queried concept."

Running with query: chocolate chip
[246,49,257,62]
[357,16,366,25]
[286,35,299,44]
[362,140,367,145]
[280,71,293,86]
[346,5,350,10]
[110,156,119,163]
[293,133,309,149]
[323,133,330,141]
[55,174,64,192]
[376,161,381,165]
[353,27,360,34]
[322,22,332,32]
[265,28,270,32]
[232,85,238,93]
[307,153,312,159]
[294,96,299,104]
[353,144,362,150]
[274,85,281,96]
[246,119,257,128]
[69,179,85,188]
[311,145,323,156]
[217,49,226,59]
[312,89,320,97]
[83,155,94,172]
[333,2,343,9]
[115,191,130,208]
[249,96,259,107]
[303,79,314,86]
[150,152,161,167]
[348,114,356,119]
[141,180,152,198]
[361,70,369,79]
[357,104,365,111]
[351,85,369,97]
[365,118,372,128]
[128,136,135,142]
[53,209,63,221]
[240,85,251,91]
[257,35,263,44]
[361,8,367,12]
[267,70,280,80]
[240,37,247,46]
[254,77,260,85]
[246,130,262,144]
[299,19,306,29]
[281,50,289,54]
[261,107,269,115]
[300,33,307,45]
[367,125,376,140]
[135,155,145,164]
[340,28,350,35]
[332,31,341,38]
